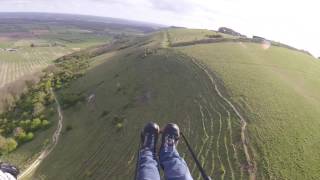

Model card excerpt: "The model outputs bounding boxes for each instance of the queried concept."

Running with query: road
[18,89,63,179]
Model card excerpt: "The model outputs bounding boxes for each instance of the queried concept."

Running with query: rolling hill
[2,26,320,180]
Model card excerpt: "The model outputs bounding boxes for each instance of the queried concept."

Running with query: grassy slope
[29,33,249,180]
[10,27,320,180]
[178,42,320,179]
[167,28,234,45]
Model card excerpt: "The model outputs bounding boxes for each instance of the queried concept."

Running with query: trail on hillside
[190,58,257,180]
[18,89,63,179]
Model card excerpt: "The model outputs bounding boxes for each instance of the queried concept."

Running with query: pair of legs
[137,123,193,180]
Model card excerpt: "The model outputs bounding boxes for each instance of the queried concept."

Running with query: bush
[31,118,42,130]
[19,120,31,131]
[41,120,50,128]
[60,93,85,108]
[0,136,18,154]
[115,123,123,131]
[65,125,73,132]
[25,132,34,141]
[32,102,45,117]
[206,34,223,38]
[14,127,26,142]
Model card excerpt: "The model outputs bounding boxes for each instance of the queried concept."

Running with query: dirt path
[190,58,257,180]
[18,89,63,179]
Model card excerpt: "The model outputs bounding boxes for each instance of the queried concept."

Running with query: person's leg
[137,122,161,180]
[137,149,160,180]
[159,123,193,180]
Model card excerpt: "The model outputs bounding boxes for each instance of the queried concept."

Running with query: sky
[0,0,319,57]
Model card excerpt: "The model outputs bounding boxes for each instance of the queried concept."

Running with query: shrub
[100,110,110,118]
[116,123,123,131]
[206,34,223,38]
[41,120,50,128]
[31,118,42,130]
[25,132,34,141]
[32,102,45,117]
[65,125,73,132]
[14,127,27,142]
[19,120,31,131]
[60,93,85,108]
[0,136,18,154]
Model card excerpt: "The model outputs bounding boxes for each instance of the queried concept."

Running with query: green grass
[167,28,235,45]
[22,33,248,180]
[4,26,320,180]
[177,42,320,179]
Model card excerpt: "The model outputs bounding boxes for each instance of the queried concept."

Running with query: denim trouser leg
[137,149,161,180]
[160,148,193,180]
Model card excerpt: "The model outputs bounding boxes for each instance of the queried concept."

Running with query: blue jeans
[137,147,193,180]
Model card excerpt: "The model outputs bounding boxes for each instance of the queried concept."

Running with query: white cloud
[0,0,319,57]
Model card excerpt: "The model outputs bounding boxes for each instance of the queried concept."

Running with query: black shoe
[141,122,160,153]
[0,163,19,178]
[160,123,180,152]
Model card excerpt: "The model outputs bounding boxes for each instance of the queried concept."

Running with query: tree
[32,102,45,117]
[31,118,42,130]
[14,127,27,142]
[25,132,34,141]
[0,136,17,154]
[41,120,50,128]
[19,120,31,131]
[6,138,18,153]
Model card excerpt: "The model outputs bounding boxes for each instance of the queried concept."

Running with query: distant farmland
[0,47,71,88]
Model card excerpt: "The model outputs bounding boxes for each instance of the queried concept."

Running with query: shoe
[0,163,19,178]
[160,123,180,152]
[140,122,160,153]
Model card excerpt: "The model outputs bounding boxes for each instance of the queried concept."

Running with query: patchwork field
[0,47,71,88]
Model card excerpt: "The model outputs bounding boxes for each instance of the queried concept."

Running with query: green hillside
[177,41,320,179]
[3,28,320,180]
[25,33,249,180]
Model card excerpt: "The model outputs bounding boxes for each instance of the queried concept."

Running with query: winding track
[189,58,257,180]
[18,89,63,179]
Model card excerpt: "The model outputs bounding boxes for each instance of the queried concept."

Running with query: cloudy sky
[1,0,319,57]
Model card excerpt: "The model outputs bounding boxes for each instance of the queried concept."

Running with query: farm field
[0,47,72,88]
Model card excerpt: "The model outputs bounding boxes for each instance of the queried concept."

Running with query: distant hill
[0,12,164,32]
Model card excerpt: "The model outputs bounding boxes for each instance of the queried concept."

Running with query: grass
[3,26,320,180]
[177,41,320,179]
[18,32,247,180]
[167,28,236,45]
